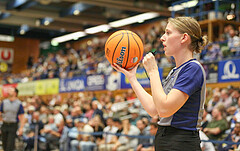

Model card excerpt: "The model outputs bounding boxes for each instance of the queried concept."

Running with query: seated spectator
[59,120,70,151]
[136,119,150,150]
[218,122,240,151]
[40,116,60,150]
[220,88,233,109]
[203,106,229,140]
[230,97,240,129]
[53,106,64,125]
[98,118,123,151]
[201,107,212,130]
[204,43,222,61]
[91,101,104,123]
[98,117,118,150]
[70,118,95,151]
[207,92,221,113]
[228,29,240,57]
[89,115,105,143]
[137,122,158,151]
[112,115,140,151]
[130,109,141,126]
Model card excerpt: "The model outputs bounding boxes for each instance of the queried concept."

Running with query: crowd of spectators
[1,21,239,85]
[8,89,159,151]
[0,85,237,151]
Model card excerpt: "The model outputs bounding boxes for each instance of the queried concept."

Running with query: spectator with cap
[0,87,25,151]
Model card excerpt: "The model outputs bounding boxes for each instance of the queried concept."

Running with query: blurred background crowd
[2,85,238,151]
[1,22,239,85]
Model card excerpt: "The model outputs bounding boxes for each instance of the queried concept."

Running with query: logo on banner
[0,48,14,64]
[221,61,239,80]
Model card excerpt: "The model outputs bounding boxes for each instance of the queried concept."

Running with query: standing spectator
[0,87,25,151]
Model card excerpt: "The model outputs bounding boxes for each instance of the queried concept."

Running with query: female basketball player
[112,17,208,151]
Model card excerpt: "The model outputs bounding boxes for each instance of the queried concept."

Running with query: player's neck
[9,96,17,101]
[174,50,193,68]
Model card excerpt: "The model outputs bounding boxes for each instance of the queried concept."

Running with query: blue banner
[121,68,163,89]
[105,72,121,91]
[218,59,240,82]
[86,74,105,91]
[59,77,86,93]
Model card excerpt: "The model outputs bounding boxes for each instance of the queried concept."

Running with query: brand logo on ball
[117,47,126,67]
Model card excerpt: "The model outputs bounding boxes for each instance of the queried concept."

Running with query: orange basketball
[105,30,144,70]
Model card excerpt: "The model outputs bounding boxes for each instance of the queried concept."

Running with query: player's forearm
[19,114,25,129]
[148,70,168,117]
[129,78,158,117]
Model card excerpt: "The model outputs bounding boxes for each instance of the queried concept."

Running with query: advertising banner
[202,62,218,83]
[105,72,121,91]
[0,48,14,64]
[35,78,59,95]
[121,67,163,89]
[17,82,36,96]
[1,83,18,97]
[59,77,86,93]
[218,59,240,82]
[86,74,105,91]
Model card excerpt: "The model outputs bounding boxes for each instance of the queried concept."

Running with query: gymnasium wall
[0,37,40,73]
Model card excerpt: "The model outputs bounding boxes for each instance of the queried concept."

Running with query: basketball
[105,30,144,70]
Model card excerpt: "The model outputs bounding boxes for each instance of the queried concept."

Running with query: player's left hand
[142,52,158,75]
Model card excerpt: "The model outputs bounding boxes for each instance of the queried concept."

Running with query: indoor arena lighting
[51,31,86,44]
[109,12,160,28]
[169,0,198,11]
[85,24,111,34]
[0,34,14,42]
[51,12,159,43]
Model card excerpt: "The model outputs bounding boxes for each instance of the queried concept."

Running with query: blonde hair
[168,17,208,53]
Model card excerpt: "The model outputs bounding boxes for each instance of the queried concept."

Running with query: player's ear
[181,33,190,44]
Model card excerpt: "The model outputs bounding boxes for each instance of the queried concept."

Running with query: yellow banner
[35,78,59,95]
[17,82,35,96]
